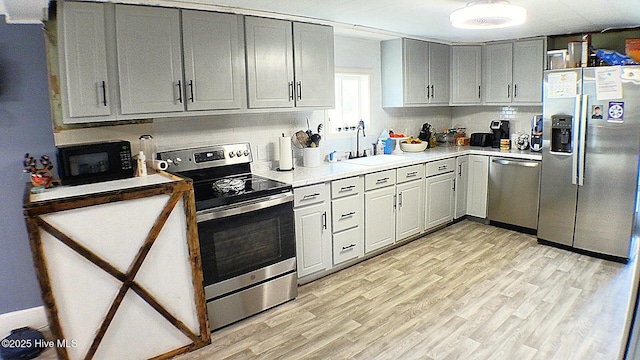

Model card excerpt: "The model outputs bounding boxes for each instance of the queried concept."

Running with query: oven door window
[198,202,295,286]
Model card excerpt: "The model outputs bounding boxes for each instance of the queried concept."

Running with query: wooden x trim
[35,191,203,359]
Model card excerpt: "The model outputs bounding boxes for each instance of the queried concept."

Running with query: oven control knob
[236,150,243,157]
[243,150,250,156]
[174,157,182,164]
[229,152,235,158]
[166,159,173,164]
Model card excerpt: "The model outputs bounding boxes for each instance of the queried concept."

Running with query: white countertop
[255,145,541,188]
[29,173,178,203]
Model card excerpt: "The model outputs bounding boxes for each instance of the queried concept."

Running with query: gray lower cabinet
[396,164,426,241]
[466,155,489,218]
[245,17,334,109]
[425,159,456,230]
[364,170,397,253]
[294,183,332,278]
[115,5,184,115]
[331,177,364,265]
[455,155,469,219]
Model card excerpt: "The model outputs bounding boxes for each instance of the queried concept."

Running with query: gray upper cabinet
[116,5,184,115]
[293,22,335,108]
[483,38,544,104]
[450,45,482,105]
[512,39,545,104]
[381,38,450,107]
[245,16,334,109]
[182,11,245,111]
[58,2,114,122]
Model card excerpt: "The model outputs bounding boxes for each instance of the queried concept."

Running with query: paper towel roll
[278,135,293,171]
[151,159,168,171]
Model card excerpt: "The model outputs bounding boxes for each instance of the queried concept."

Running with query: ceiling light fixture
[450,0,527,29]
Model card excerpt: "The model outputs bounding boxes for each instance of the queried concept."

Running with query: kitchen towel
[279,135,293,171]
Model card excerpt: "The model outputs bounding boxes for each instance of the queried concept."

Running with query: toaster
[470,133,493,147]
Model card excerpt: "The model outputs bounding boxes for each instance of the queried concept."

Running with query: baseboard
[0,306,47,339]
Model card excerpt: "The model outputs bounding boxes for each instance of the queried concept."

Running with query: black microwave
[57,140,134,186]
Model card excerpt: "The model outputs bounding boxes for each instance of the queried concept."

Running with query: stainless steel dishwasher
[488,157,541,231]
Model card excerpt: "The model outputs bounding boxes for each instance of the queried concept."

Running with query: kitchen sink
[344,154,410,166]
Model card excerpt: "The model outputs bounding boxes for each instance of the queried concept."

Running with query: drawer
[332,195,363,233]
[331,176,364,199]
[426,158,456,177]
[293,183,329,208]
[333,226,364,265]
[396,164,425,184]
[364,169,396,191]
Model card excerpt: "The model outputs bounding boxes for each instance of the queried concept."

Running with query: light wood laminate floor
[177,220,634,360]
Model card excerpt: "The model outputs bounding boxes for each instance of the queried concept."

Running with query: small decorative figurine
[23,153,58,191]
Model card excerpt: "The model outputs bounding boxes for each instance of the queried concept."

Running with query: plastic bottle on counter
[137,151,147,177]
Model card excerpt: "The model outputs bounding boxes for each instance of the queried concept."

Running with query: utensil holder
[303,148,321,167]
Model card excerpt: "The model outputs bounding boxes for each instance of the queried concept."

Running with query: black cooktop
[192,173,292,211]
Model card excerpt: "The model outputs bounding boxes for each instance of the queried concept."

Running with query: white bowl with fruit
[400,137,428,152]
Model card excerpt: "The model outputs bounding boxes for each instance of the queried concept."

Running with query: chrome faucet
[350,120,367,158]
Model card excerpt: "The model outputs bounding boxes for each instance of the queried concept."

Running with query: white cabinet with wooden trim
[23,174,209,360]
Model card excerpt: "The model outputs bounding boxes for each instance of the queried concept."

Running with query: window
[326,69,371,135]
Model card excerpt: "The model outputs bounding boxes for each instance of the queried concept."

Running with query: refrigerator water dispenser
[551,115,573,153]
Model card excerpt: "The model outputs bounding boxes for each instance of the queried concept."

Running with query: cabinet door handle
[376,177,389,184]
[453,178,456,191]
[297,81,302,100]
[426,85,430,99]
[393,194,397,210]
[458,164,462,176]
[176,80,183,104]
[188,80,194,102]
[478,85,481,99]
[303,193,320,200]
[101,81,107,106]
[406,171,418,178]
[288,81,294,101]
[322,211,327,230]
[507,84,511,98]
[342,243,356,251]
[398,192,403,207]
[431,85,434,99]
[438,165,448,171]
[340,185,355,192]
[514,84,518,98]
[340,211,356,219]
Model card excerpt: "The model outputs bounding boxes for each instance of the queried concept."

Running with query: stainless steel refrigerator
[538,66,640,261]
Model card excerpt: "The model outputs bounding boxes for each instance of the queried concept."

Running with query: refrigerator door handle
[578,94,588,186]
[571,94,581,185]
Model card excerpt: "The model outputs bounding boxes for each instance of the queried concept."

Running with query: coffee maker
[530,115,543,152]
[490,120,510,148]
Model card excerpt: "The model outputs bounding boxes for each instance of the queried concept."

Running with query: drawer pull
[302,193,321,200]
[342,243,356,251]
[340,211,356,219]
[438,165,448,171]
[406,171,418,177]
[340,185,355,192]
[376,177,389,184]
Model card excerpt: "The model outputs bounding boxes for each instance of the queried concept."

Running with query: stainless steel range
[157,143,297,330]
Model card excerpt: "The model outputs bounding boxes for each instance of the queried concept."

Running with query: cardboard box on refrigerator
[626,38,640,63]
